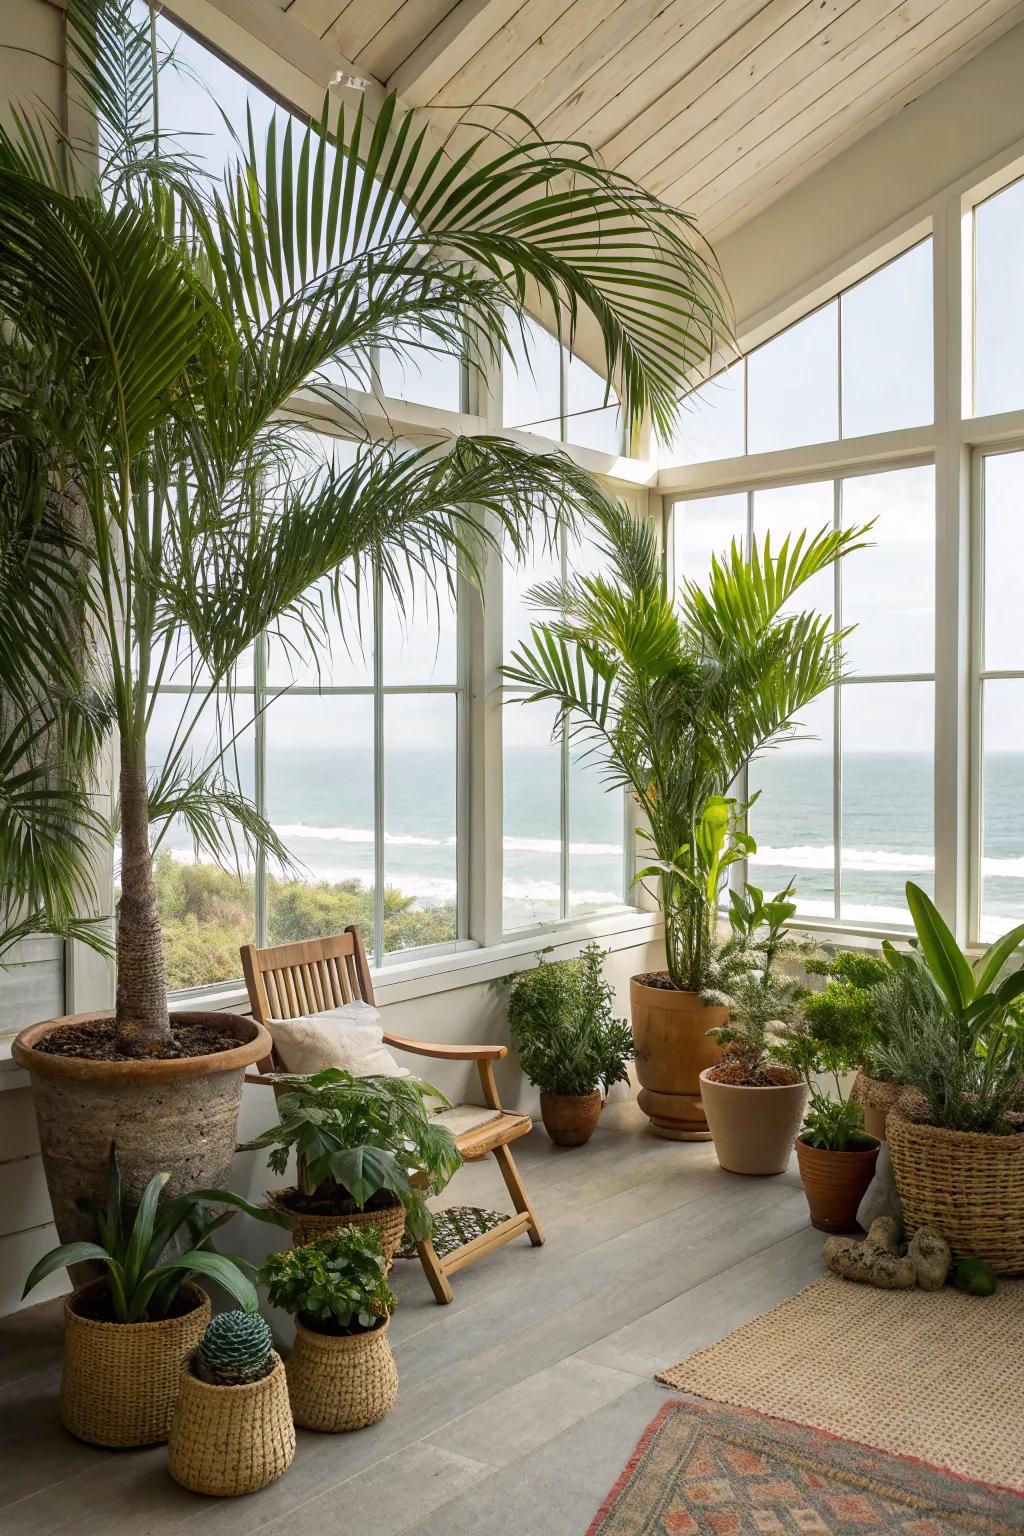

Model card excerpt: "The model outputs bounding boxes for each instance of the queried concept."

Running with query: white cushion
[433,1105,504,1137]
[269,1000,410,1078]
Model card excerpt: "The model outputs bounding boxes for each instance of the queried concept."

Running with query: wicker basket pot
[61,1281,210,1447]
[887,1108,1024,1273]
[286,1317,397,1432]
[267,1188,406,1259]
[850,1071,902,1142]
[168,1352,295,1496]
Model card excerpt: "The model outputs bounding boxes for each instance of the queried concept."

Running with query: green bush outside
[153,851,455,991]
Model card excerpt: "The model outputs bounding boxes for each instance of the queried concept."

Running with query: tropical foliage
[260,1225,395,1336]
[0,0,728,1051]
[504,941,633,1097]
[22,1146,290,1321]
[502,501,869,989]
[239,1067,462,1240]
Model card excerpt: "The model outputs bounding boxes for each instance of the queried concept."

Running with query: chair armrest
[244,1071,278,1086]
[382,1032,508,1062]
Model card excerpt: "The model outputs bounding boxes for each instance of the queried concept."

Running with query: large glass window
[974,177,1024,418]
[503,317,623,454]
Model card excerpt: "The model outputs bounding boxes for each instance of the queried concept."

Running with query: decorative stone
[824,1217,952,1291]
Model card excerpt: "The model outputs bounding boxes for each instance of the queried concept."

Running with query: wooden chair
[240,927,544,1304]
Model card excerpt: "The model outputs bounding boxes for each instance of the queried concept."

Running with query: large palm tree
[0,0,729,1053]
[501,504,870,990]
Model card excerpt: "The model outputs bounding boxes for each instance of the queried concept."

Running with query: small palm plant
[502,504,870,991]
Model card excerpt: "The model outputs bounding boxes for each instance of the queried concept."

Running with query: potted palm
[241,1068,462,1255]
[261,1226,398,1432]
[169,1311,295,1496]
[21,1148,288,1447]
[878,882,1024,1273]
[3,0,728,1233]
[503,508,868,1137]
[504,942,633,1146]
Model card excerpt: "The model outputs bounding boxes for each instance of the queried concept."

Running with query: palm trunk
[114,747,170,1051]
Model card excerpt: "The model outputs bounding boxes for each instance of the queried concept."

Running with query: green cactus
[196,1310,274,1385]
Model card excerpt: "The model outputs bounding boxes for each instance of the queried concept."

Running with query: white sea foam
[273,824,622,857]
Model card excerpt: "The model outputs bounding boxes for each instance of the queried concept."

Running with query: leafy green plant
[22,1146,290,1321]
[260,1226,395,1335]
[239,1069,461,1240]
[0,0,728,1055]
[195,1310,274,1385]
[504,942,633,1097]
[772,975,879,1151]
[502,502,869,990]
[798,1094,867,1152]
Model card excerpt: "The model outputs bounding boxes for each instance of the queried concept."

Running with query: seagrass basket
[267,1188,406,1259]
[888,1108,1024,1273]
[851,1072,903,1142]
[61,1281,210,1447]
[286,1317,397,1432]
[168,1352,295,1496]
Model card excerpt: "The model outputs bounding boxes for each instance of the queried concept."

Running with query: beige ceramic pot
[795,1136,880,1234]
[630,978,725,1139]
[699,1070,808,1176]
[286,1317,398,1432]
[12,1012,271,1250]
[168,1353,296,1496]
[539,1090,603,1147]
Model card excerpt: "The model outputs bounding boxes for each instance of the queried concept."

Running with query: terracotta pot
[850,1071,902,1142]
[699,1070,808,1176]
[266,1188,406,1260]
[795,1136,880,1233]
[630,978,725,1140]
[539,1089,603,1147]
[286,1317,398,1432]
[12,1012,271,1253]
[61,1280,210,1447]
[168,1352,295,1496]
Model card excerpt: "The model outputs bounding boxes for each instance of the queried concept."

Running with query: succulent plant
[195,1310,274,1386]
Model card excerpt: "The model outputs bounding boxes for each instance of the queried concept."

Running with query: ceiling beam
[388,0,520,107]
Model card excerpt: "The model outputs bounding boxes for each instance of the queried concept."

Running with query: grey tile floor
[0,1100,823,1536]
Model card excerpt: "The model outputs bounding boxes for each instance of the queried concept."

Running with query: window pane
[752,481,834,623]
[981,679,1024,939]
[673,493,747,590]
[154,11,276,187]
[840,682,933,923]
[503,697,562,930]
[841,466,934,675]
[748,690,834,920]
[383,695,457,953]
[378,342,462,413]
[381,566,457,685]
[975,177,1024,417]
[568,747,623,917]
[502,317,561,440]
[982,450,1024,671]
[146,692,256,990]
[660,362,745,467]
[841,242,933,437]
[747,303,839,454]
[265,693,376,955]
[565,352,621,454]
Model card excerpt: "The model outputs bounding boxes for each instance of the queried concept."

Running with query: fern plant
[504,943,633,1097]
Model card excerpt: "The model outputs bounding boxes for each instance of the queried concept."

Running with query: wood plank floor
[0,1100,823,1536]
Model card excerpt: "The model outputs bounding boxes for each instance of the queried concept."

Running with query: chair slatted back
[240,926,374,1073]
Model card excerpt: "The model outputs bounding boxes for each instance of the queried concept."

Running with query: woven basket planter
[851,1072,902,1142]
[286,1317,397,1432]
[888,1108,1024,1273]
[168,1352,295,1496]
[267,1188,406,1260]
[61,1281,210,1447]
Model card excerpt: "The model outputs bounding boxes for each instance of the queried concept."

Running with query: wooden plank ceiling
[276,0,1024,238]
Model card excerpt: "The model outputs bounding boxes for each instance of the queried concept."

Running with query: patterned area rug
[395,1205,508,1260]
[588,1401,1024,1536]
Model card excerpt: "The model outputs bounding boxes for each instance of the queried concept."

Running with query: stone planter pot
[168,1353,295,1496]
[630,977,725,1140]
[850,1071,902,1143]
[539,1090,603,1147]
[795,1136,881,1234]
[61,1280,210,1447]
[699,1070,808,1176]
[266,1188,406,1260]
[286,1318,398,1432]
[12,1012,271,1252]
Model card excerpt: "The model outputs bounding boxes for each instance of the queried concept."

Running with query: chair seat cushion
[433,1104,505,1137]
[269,1000,410,1078]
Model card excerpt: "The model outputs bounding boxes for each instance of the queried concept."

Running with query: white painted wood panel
[284,0,348,38]
[356,0,462,81]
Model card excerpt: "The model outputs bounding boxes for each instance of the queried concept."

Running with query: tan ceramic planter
[795,1136,880,1234]
[286,1318,398,1432]
[267,1188,406,1260]
[168,1353,295,1496]
[699,1070,808,1176]
[61,1281,210,1447]
[539,1090,603,1147]
[12,1012,271,1250]
[630,979,725,1140]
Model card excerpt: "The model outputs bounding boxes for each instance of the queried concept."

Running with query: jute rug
[657,1274,1024,1493]
[588,1400,1024,1535]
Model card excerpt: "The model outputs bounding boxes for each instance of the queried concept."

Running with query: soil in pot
[539,1090,602,1147]
[35,1016,243,1061]
[700,1067,808,1176]
[630,975,725,1140]
[795,1135,881,1233]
